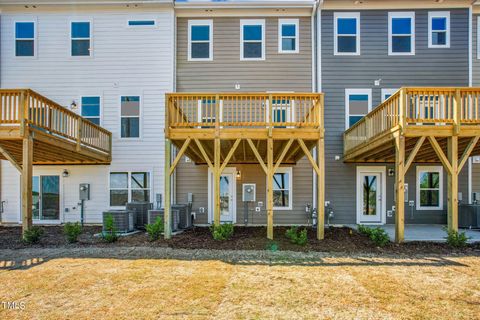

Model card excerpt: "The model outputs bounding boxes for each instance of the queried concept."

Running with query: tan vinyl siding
[176,16,312,92]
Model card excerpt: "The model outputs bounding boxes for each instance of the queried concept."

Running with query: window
[110,172,151,207]
[428,12,450,48]
[278,19,299,53]
[240,19,265,60]
[197,99,220,127]
[381,88,399,102]
[388,12,415,55]
[120,96,140,138]
[188,20,213,61]
[271,167,292,210]
[15,22,35,57]
[71,21,91,56]
[416,166,443,210]
[345,89,372,129]
[128,20,156,26]
[334,12,360,55]
[81,96,101,125]
[271,98,294,128]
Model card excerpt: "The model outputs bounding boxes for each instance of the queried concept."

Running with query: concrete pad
[375,224,480,243]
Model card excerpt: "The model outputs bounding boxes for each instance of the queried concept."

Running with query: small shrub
[23,226,44,244]
[146,216,164,241]
[444,227,469,248]
[103,214,118,243]
[210,223,234,241]
[285,226,308,246]
[357,225,390,247]
[266,240,279,252]
[63,222,83,243]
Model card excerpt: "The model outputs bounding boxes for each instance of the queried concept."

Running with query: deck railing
[166,93,324,131]
[344,87,480,154]
[0,89,112,154]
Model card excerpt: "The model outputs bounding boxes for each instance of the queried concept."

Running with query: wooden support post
[164,139,172,239]
[317,138,325,240]
[447,136,459,232]
[21,135,33,236]
[213,138,221,226]
[267,137,274,239]
[394,133,405,243]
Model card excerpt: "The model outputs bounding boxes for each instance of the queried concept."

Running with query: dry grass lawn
[0,248,479,320]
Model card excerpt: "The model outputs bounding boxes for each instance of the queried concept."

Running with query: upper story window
[15,22,35,57]
[120,96,140,138]
[278,19,299,53]
[71,21,91,56]
[388,12,415,55]
[345,89,372,129]
[188,20,213,61]
[128,20,156,27]
[334,12,360,55]
[81,96,101,125]
[240,19,265,61]
[381,88,399,102]
[428,12,450,48]
[416,166,443,210]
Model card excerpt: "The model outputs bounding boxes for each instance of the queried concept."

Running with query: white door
[208,168,236,223]
[356,167,385,224]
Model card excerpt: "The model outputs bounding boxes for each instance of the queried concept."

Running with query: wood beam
[458,136,479,173]
[317,138,325,240]
[21,136,33,236]
[220,139,241,173]
[194,138,213,170]
[404,136,425,173]
[394,133,405,243]
[428,136,453,175]
[273,139,293,173]
[266,137,274,240]
[0,144,21,173]
[447,136,459,232]
[164,139,172,239]
[169,138,191,176]
[246,138,267,174]
[297,138,321,176]
[213,138,221,226]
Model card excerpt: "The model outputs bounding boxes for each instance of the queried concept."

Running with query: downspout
[171,1,177,205]
[469,5,473,204]
[312,0,321,211]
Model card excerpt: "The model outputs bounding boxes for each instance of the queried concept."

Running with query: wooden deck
[0,89,111,167]
[164,93,325,240]
[0,89,112,235]
[343,88,480,243]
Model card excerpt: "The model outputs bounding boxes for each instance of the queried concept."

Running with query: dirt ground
[1,225,479,255]
[0,247,479,320]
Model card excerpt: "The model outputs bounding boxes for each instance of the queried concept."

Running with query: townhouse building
[1,0,479,243]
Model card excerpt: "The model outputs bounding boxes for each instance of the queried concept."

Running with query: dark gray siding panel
[473,15,480,86]
[321,9,469,224]
[177,17,312,92]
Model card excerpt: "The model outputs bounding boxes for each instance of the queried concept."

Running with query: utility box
[79,183,90,201]
[242,184,256,202]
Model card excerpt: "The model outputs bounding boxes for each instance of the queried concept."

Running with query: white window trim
[188,20,213,62]
[345,88,372,129]
[381,88,399,102]
[119,94,142,140]
[416,166,443,211]
[388,12,415,56]
[70,20,93,57]
[356,166,387,225]
[477,16,480,60]
[240,19,265,61]
[267,167,293,211]
[428,11,450,48]
[109,171,152,209]
[197,99,223,127]
[126,19,157,28]
[278,18,299,54]
[207,167,237,224]
[334,12,360,56]
[14,19,37,58]
[80,95,102,126]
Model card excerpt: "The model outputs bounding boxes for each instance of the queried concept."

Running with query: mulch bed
[1,225,479,255]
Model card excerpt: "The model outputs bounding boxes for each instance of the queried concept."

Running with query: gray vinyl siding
[321,9,469,225]
[175,16,314,225]
[176,17,312,92]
